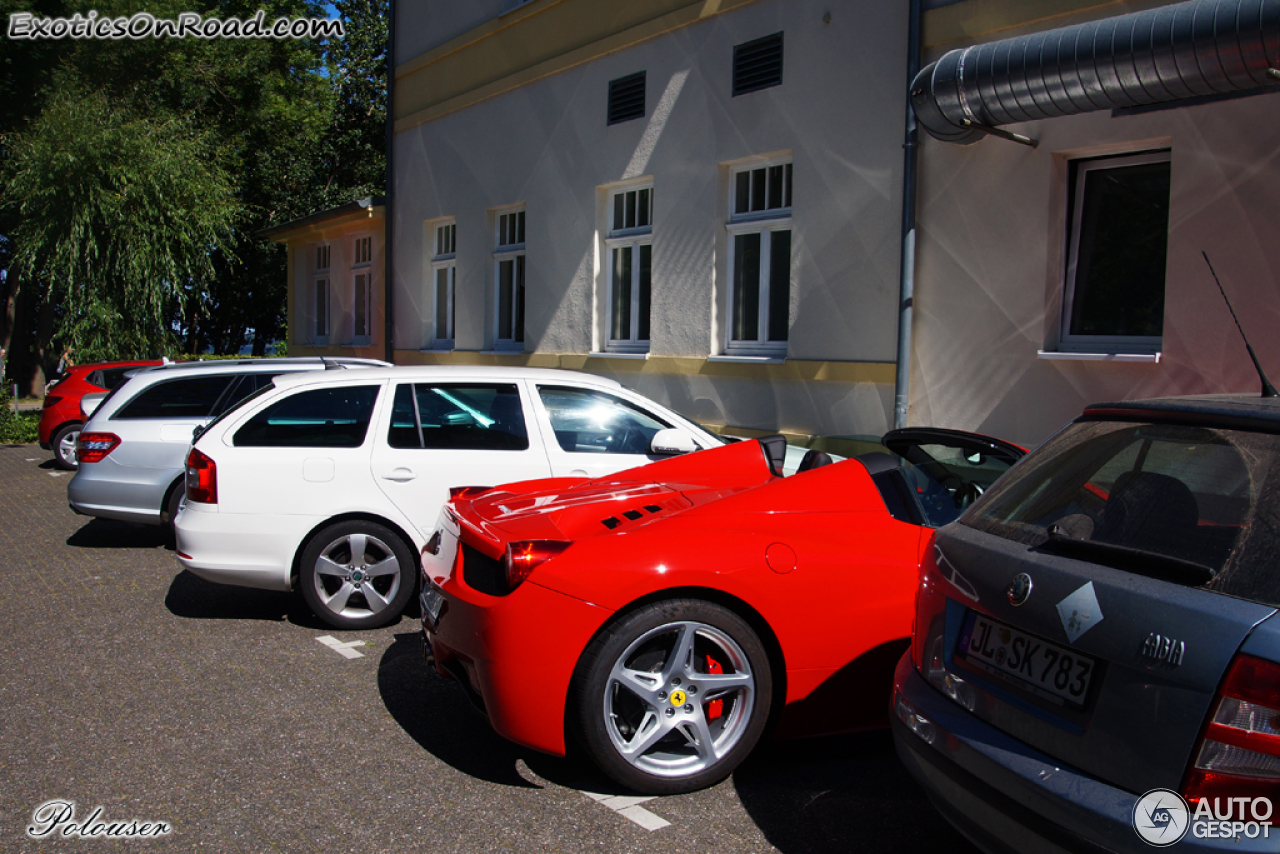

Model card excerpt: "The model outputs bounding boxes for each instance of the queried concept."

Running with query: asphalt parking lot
[1,443,980,853]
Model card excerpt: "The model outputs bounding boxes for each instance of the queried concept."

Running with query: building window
[432,221,456,349]
[313,244,331,343]
[351,235,374,343]
[353,274,371,340]
[494,208,525,349]
[605,184,652,353]
[725,158,792,355]
[1061,150,1171,353]
[733,32,783,97]
[354,235,372,266]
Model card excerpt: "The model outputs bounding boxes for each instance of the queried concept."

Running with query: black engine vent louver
[461,542,506,596]
[734,32,783,96]
[608,71,646,125]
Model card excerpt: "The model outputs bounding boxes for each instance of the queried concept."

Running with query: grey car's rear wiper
[1039,527,1215,586]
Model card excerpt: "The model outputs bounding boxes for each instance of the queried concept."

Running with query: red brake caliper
[705,655,724,720]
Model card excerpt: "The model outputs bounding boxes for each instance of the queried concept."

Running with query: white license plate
[958,612,1096,708]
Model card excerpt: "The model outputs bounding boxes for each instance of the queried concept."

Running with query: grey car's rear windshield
[961,420,1280,608]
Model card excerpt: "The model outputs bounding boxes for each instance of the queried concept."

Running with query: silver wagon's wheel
[300,521,415,630]
[574,599,771,794]
[52,423,81,470]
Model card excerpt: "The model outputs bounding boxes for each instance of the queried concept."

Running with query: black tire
[51,422,81,470]
[571,598,772,795]
[299,520,416,630]
[161,481,185,543]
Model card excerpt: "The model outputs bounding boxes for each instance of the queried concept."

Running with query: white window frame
[431,220,457,350]
[1059,149,1170,355]
[312,243,331,344]
[350,234,374,344]
[604,182,653,354]
[724,156,792,357]
[493,206,526,350]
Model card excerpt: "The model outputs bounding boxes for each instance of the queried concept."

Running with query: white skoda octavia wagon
[174,365,721,629]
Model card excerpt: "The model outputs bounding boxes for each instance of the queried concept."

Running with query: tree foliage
[7,89,240,357]
[0,0,387,385]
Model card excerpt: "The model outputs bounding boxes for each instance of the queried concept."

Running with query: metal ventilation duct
[911,0,1280,144]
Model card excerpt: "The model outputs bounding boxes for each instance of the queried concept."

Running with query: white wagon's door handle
[383,468,416,482]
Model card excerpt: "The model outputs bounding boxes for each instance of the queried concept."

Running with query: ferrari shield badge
[1056,582,1103,643]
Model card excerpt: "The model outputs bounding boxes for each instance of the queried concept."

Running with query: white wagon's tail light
[1183,655,1280,809]
[185,448,218,504]
[77,433,120,463]
[503,541,571,592]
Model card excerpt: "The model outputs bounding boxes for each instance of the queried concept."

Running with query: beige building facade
[386,0,911,439]
[268,197,387,364]
[281,0,1280,448]
[910,0,1280,445]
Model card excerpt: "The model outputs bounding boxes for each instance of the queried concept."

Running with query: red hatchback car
[40,360,163,469]
[420,430,1024,794]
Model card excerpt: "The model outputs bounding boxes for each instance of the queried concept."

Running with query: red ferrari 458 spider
[419,430,1024,794]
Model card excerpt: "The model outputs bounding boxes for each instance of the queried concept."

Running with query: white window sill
[588,351,649,360]
[709,354,786,365]
[420,348,454,354]
[340,342,374,349]
[480,349,526,355]
[1037,350,1161,363]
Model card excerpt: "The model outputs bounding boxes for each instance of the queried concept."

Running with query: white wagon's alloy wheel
[300,521,415,630]
[574,600,772,794]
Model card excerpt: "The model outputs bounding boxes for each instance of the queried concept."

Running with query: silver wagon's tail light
[185,448,218,504]
[1182,654,1280,810]
[77,432,120,463]
[503,541,571,592]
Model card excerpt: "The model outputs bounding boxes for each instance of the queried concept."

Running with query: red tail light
[450,486,493,501]
[76,433,120,463]
[43,395,62,409]
[185,448,218,504]
[912,546,948,671]
[1182,654,1280,810]
[503,541,571,592]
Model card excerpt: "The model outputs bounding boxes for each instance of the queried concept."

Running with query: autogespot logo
[1132,789,1275,845]
[1132,789,1190,847]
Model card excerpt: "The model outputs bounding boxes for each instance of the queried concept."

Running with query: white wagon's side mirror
[649,428,699,456]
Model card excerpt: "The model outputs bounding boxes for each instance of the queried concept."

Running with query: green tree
[5,89,242,360]
[0,0,388,383]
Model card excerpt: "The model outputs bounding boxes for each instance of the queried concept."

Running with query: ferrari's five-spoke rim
[602,620,755,779]
[310,532,402,620]
[58,429,80,466]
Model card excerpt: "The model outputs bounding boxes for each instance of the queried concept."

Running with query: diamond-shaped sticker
[1057,582,1103,643]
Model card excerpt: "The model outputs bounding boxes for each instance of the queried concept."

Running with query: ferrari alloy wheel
[52,423,81,470]
[300,521,415,630]
[573,599,772,795]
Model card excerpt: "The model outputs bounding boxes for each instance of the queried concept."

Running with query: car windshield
[961,419,1280,607]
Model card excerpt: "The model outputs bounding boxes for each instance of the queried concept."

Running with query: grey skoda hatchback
[893,396,1280,853]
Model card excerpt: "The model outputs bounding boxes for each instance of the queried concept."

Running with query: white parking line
[581,791,671,830]
[26,458,38,462]
[315,636,366,659]
[47,471,65,478]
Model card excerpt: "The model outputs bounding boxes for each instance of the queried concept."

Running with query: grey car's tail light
[76,432,120,464]
[1183,654,1280,807]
